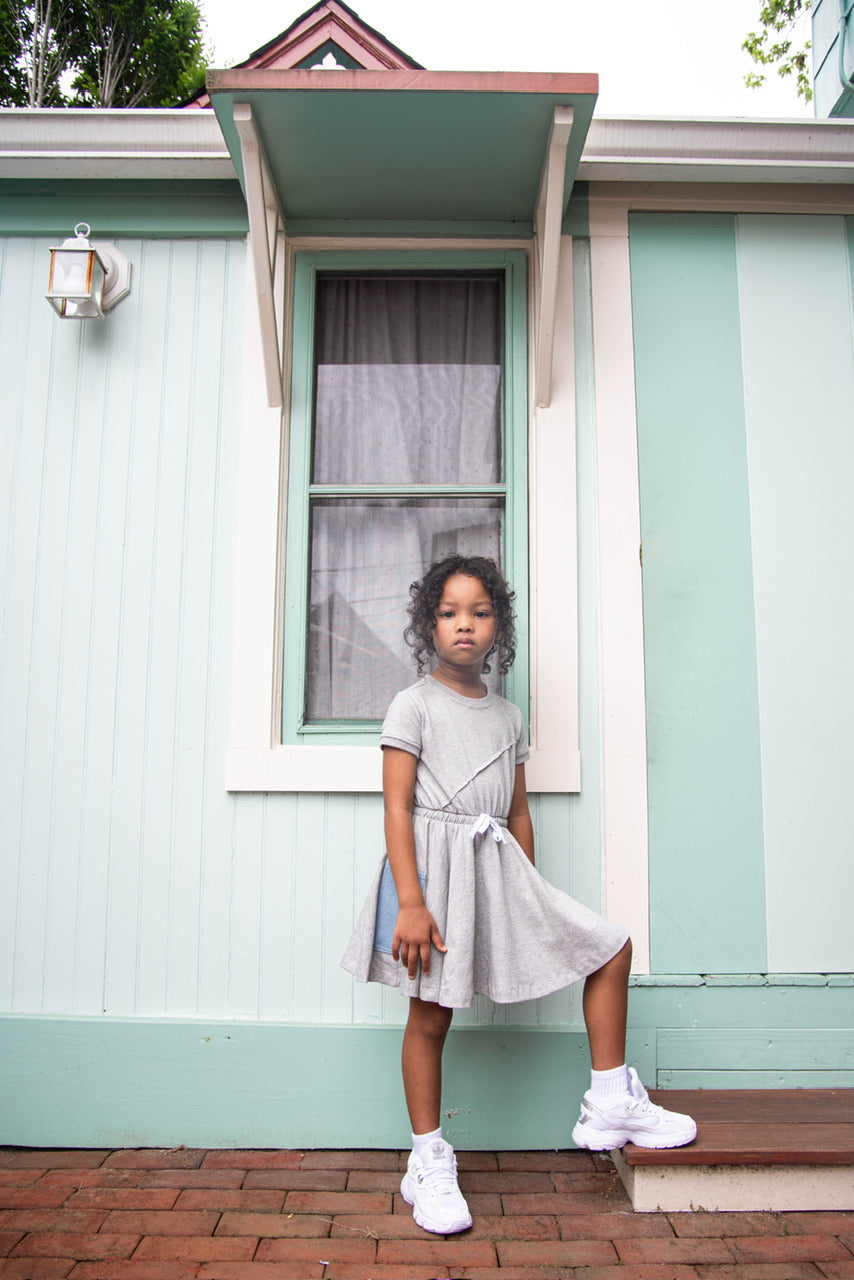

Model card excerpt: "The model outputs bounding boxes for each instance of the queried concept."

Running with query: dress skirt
[341,804,629,1010]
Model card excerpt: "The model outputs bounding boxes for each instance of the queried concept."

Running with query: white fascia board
[0,108,235,179]
[579,116,854,184]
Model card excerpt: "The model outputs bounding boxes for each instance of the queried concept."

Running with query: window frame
[225,235,581,793]
[281,249,529,744]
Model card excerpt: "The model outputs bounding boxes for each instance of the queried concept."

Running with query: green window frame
[280,248,530,745]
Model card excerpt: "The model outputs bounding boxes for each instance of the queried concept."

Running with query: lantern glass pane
[47,248,105,318]
[53,248,94,296]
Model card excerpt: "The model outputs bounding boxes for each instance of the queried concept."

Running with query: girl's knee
[613,937,632,974]
[408,997,453,1040]
[589,937,632,982]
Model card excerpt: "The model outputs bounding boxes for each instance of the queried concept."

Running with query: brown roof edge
[206,68,599,95]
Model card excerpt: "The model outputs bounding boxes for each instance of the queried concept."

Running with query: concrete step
[611,1087,854,1212]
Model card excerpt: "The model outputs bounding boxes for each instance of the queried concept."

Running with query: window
[281,251,529,743]
[226,242,580,792]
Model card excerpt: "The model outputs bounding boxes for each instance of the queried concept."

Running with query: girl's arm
[382,746,447,978]
[507,763,535,865]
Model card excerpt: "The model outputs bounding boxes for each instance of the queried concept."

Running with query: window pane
[306,497,504,721]
[312,276,502,485]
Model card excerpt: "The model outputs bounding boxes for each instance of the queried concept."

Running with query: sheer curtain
[306,276,504,722]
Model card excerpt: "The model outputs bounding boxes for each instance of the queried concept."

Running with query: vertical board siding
[737,215,854,973]
[0,237,244,1018]
[1,235,604,1031]
[629,213,767,975]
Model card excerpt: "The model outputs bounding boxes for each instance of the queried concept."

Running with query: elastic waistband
[413,805,508,828]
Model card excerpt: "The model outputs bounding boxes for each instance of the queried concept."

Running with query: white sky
[198,0,814,119]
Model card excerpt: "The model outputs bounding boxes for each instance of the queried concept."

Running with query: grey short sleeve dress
[341,677,628,1009]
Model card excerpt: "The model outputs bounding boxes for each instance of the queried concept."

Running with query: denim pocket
[373,859,427,954]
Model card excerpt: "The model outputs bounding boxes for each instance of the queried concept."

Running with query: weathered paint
[629,213,767,975]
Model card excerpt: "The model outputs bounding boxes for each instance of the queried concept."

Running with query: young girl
[342,555,696,1235]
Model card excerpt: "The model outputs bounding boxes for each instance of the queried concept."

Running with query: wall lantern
[45,223,132,319]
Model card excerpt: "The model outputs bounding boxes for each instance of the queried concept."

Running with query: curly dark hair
[404,555,516,676]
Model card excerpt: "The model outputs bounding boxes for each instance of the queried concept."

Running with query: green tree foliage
[0,0,206,107]
[743,0,813,101]
[72,0,206,106]
[0,0,89,105]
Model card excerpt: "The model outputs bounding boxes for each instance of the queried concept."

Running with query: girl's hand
[393,905,447,978]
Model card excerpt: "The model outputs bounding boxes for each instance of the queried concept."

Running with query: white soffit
[579,117,854,184]
[0,108,235,179]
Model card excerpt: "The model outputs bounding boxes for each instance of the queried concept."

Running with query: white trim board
[226,236,583,793]
[588,195,651,971]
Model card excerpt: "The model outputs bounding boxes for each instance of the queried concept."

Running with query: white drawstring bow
[469,812,506,844]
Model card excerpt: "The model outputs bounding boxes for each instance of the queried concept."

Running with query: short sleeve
[380,687,423,758]
[514,706,530,765]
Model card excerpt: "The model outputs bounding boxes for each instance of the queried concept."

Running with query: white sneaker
[400,1139,473,1234]
[572,1067,697,1150]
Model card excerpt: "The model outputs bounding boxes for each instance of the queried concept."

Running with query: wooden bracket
[534,105,574,409]
[233,103,287,408]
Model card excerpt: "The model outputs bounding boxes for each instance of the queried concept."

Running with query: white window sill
[225,746,580,793]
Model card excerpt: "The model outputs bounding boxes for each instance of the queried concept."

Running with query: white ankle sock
[589,1064,630,1100]
[411,1126,444,1155]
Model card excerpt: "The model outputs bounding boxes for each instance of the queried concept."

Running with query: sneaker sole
[400,1172,473,1234]
[572,1119,697,1151]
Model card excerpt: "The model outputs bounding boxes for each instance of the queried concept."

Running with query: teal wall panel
[629,213,767,974]
[0,180,248,237]
[737,215,854,975]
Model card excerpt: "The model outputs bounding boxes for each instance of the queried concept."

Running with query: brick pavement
[1,1146,853,1279]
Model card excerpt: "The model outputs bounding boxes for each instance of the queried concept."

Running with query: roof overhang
[579,116,854,185]
[207,68,598,234]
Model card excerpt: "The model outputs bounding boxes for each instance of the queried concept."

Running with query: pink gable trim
[186,0,419,107]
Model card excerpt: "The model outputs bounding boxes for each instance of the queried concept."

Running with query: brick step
[611,1087,854,1213]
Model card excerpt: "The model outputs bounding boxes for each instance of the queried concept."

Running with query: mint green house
[813,0,854,115]
[1,1,853,1150]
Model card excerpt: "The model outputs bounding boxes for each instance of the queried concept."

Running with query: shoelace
[620,1094,664,1121]
[419,1146,461,1196]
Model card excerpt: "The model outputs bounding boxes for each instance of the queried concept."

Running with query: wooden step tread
[623,1087,854,1167]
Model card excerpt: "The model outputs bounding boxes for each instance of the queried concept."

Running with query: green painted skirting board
[2,1001,852,1150]
[0,1017,604,1151]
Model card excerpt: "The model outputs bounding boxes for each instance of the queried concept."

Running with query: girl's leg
[400,997,471,1235]
[574,936,696,1149]
[582,938,632,1070]
[402,996,454,1133]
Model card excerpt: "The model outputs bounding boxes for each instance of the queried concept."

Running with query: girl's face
[431,574,497,672]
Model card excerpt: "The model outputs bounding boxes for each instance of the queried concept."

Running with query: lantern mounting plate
[91,240,132,311]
